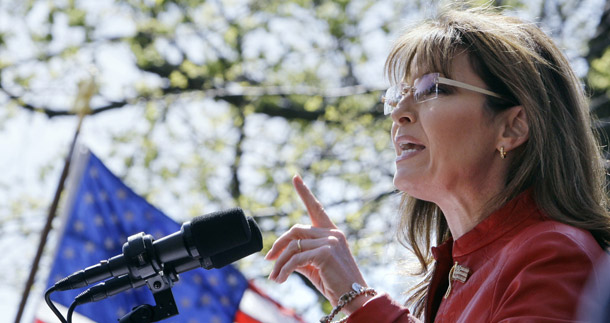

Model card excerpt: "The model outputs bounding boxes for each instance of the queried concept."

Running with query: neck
[435,176,505,240]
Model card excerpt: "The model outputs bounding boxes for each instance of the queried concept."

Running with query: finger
[269,237,329,280]
[273,246,328,283]
[293,174,336,229]
[265,225,335,260]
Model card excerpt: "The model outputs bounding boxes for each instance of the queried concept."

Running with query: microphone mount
[118,272,179,323]
[122,232,163,281]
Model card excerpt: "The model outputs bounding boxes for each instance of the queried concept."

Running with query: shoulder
[506,217,602,262]
[496,217,603,279]
[490,218,604,321]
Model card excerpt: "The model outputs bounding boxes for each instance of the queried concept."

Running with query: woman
[265,6,610,323]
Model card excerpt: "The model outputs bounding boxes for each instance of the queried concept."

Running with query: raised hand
[265,175,370,312]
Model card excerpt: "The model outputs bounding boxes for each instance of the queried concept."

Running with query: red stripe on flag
[234,310,262,323]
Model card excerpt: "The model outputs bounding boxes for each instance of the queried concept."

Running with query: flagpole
[13,113,86,323]
[14,72,97,323]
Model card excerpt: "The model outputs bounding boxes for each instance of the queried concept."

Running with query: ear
[497,105,529,152]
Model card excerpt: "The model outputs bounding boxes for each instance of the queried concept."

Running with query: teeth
[401,149,419,155]
[399,143,424,151]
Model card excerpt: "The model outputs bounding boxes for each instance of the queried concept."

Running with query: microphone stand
[118,272,179,323]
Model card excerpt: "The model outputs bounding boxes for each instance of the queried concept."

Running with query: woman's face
[391,53,503,201]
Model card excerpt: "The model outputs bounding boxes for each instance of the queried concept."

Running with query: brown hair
[385,6,610,319]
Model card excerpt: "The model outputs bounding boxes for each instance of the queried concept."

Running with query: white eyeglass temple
[438,76,503,99]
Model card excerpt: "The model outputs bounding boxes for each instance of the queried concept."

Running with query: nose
[390,95,416,125]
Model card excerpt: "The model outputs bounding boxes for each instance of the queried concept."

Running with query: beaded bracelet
[320,283,377,323]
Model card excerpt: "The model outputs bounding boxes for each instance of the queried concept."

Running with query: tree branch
[5,84,384,119]
[0,87,128,117]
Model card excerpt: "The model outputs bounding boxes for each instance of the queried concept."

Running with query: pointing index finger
[293,174,336,229]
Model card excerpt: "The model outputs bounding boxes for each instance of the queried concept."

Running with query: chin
[393,175,417,194]
[393,175,435,202]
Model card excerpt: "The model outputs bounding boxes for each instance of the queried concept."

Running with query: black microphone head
[189,208,251,258]
[209,216,263,269]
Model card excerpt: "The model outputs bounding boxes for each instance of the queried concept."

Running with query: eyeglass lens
[383,85,402,115]
[383,73,439,115]
[413,73,438,103]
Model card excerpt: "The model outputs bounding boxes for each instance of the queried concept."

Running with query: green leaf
[169,70,188,88]
[67,8,86,27]
[589,48,610,92]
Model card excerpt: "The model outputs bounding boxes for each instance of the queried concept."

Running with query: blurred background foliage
[1,0,609,320]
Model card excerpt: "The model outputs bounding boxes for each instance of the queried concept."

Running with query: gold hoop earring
[500,146,507,159]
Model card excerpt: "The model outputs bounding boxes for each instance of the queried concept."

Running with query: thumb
[293,174,337,229]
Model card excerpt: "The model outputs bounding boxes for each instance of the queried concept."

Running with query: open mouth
[399,143,426,154]
[396,142,426,161]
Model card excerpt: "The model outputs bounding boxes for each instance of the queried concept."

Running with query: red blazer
[347,191,607,323]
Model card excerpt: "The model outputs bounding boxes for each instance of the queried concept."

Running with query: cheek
[423,108,493,162]
[423,109,465,143]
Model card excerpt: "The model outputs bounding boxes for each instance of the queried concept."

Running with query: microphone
[53,208,251,291]
[175,216,263,270]
[73,217,263,305]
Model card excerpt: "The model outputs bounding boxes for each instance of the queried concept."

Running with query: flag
[36,148,303,323]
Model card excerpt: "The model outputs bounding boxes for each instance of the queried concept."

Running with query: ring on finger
[297,239,302,252]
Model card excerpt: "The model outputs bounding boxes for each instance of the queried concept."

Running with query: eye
[436,84,453,95]
[413,74,437,101]
[414,83,436,97]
